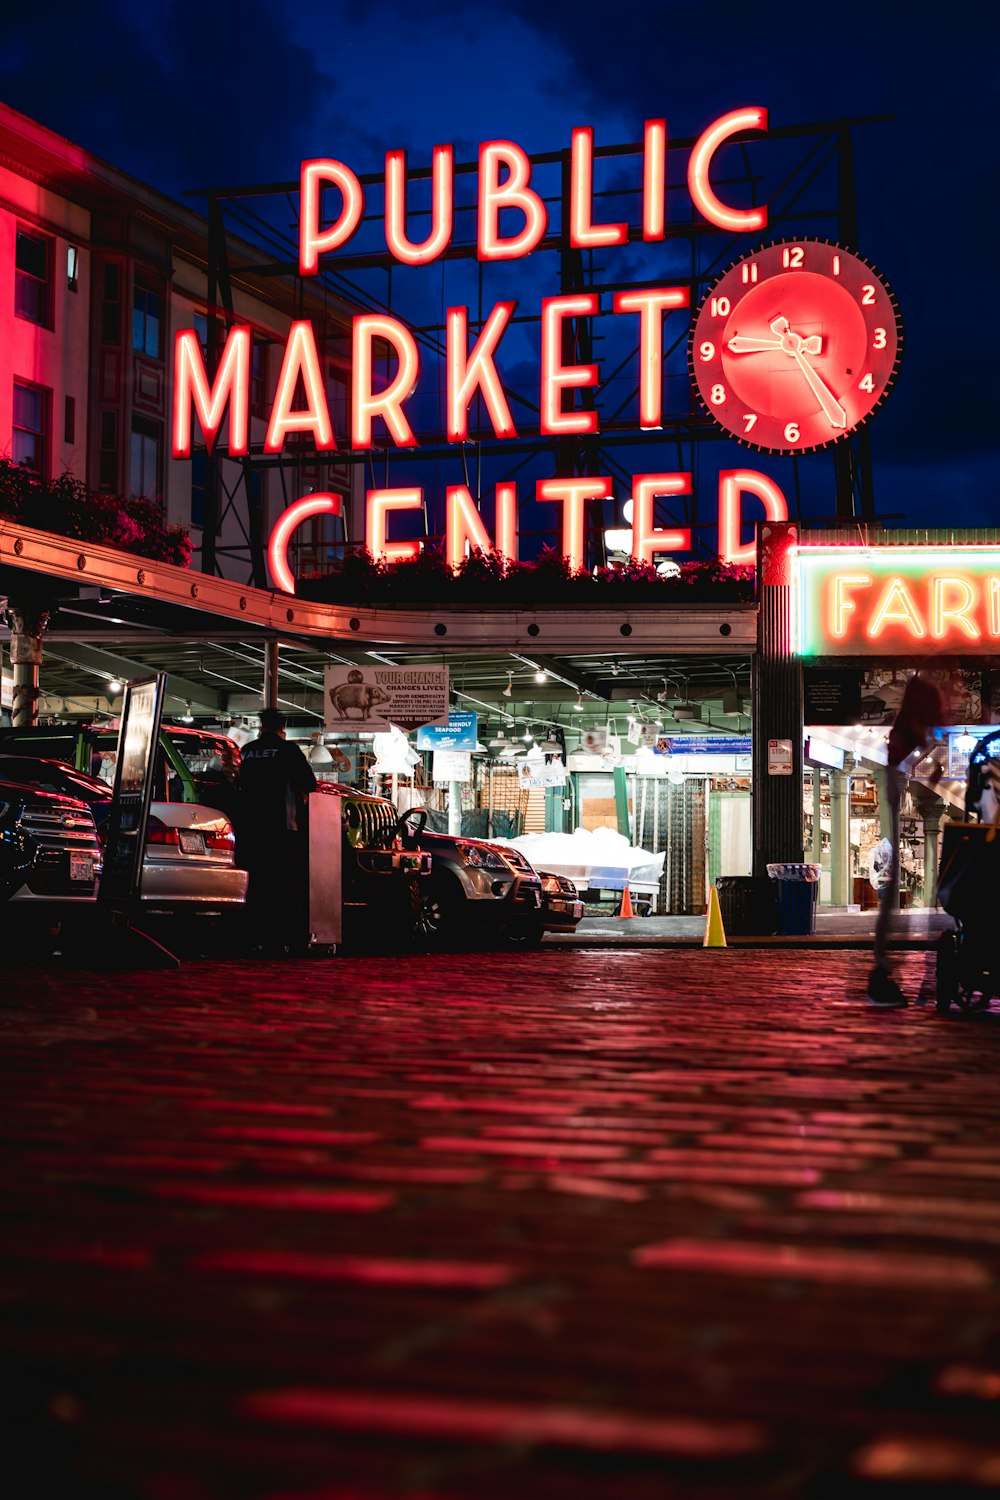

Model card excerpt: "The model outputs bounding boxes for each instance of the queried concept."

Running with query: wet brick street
[3,946,1000,1499]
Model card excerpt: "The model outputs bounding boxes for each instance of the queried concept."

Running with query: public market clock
[690,240,903,454]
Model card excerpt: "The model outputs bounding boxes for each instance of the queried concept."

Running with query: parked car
[538,871,585,935]
[0,774,102,945]
[312,782,432,943]
[0,724,240,811]
[0,756,247,937]
[395,807,544,947]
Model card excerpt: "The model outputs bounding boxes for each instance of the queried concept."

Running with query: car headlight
[541,875,562,895]
[456,841,508,872]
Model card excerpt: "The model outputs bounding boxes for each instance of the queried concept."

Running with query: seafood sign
[324,665,449,733]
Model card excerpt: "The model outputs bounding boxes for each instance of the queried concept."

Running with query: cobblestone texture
[2,948,1000,1498]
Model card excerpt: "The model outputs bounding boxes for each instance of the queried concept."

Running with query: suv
[0,774,102,934]
[396,808,543,947]
[0,724,240,813]
[313,783,431,943]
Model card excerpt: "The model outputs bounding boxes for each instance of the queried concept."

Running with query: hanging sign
[517,759,567,789]
[416,711,477,750]
[433,749,472,783]
[325,665,449,733]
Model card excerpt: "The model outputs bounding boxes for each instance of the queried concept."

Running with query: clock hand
[769,316,847,429]
[727,334,784,353]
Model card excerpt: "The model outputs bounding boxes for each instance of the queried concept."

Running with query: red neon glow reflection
[445,485,517,570]
[687,107,768,233]
[268,494,342,594]
[172,326,250,457]
[643,119,667,241]
[385,145,453,265]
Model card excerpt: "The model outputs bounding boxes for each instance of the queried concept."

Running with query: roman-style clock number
[690,240,903,455]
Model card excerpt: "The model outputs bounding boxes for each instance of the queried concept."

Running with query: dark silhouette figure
[236,708,317,956]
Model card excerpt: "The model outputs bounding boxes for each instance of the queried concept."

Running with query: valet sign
[797,548,1000,656]
[169,109,902,592]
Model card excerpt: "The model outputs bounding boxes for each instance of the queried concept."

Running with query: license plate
[178,829,206,855]
[70,854,93,881]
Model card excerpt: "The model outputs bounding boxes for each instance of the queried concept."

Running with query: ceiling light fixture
[573,693,584,712]
[502,672,513,699]
[181,701,194,723]
[534,669,547,683]
[107,678,123,697]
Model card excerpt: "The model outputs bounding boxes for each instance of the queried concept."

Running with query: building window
[133,276,162,359]
[102,263,121,343]
[15,228,50,326]
[99,410,118,490]
[129,416,161,498]
[13,381,48,475]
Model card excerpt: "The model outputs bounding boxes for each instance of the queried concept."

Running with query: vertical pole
[923,809,941,909]
[448,780,462,836]
[753,523,804,874]
[812,766,824,871]
[7,603,49,727]
[829,769,850,907]
[263,639,279,710]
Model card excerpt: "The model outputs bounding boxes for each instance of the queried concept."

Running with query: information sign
[325,665,449,733]
[416,711,477,750]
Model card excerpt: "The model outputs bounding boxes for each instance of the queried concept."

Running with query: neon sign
[797,548,1000,656]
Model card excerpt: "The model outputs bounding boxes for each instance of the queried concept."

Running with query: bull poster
[324,664,449,733]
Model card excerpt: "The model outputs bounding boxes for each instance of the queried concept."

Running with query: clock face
[689,240,903,454]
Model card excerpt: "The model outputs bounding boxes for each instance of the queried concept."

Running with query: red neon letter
[643,119,667,241]
[613,287,689,429]
[268,494,342,595]
[869,577,926,639]
[991,578,1000,637]
[385,145,453,266]
[931,576,980,639]
[569,127,628,249]
[631,475,692,565]
[447,302,518,442]
[688,107,768,233]
[445,484,517,570]
[540,294,599,436]
[536,476,611,574]
[366,488,423,564]
[172,326,250,458]
[718,470,788,566]
[299,159,364,275]
[478,141,547,261]
[264,321,335,454]
[352,314,419,449]
[828,574,873,638]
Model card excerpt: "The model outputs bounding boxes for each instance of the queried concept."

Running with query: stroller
[935,729,1000,1013]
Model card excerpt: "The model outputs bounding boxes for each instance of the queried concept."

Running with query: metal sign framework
[188,115,889,584]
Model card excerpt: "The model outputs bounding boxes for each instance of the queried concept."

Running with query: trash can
[766,863,821,935]
[715,875,779,936]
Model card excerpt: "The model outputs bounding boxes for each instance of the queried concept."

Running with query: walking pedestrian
[235,708,317,957]
[868,673,943,1008]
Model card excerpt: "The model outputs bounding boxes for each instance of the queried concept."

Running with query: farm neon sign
[171,110,793,589]
[797,548,1000,655]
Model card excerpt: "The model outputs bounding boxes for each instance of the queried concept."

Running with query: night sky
[4,1,999,537]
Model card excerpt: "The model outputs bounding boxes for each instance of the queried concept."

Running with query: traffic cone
[618,883,636,918]
[703,885,727,948]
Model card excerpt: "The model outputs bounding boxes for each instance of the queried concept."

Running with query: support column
[448,780,462,836]
[829,769,851,907]
[6,602,50,727]
[262,639,279,710]
[922,809,942,909]
[753,523,804,875]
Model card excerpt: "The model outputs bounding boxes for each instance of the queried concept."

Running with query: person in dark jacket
[236,708,317,956]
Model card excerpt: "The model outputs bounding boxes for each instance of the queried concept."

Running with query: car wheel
[413,875,462,947]
[501,917,544,949]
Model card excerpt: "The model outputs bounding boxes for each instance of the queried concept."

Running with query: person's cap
[259,708,286,732]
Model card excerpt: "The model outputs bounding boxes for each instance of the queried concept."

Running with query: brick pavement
[2,947,1000,1498]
